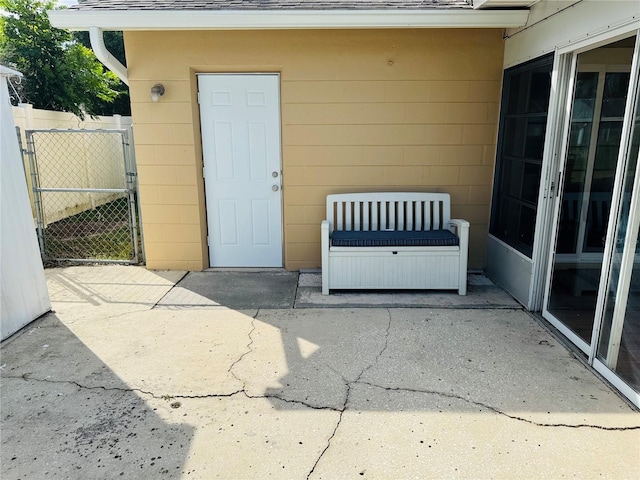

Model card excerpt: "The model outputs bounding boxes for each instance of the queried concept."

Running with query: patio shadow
[0,313,195,479]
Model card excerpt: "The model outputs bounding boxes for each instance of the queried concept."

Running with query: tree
[0,0,127,118]
[73,30,130,116]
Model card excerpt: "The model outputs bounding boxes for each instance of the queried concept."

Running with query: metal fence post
[15,127,27,182]
[122,129,139,264]
[25,130,46,258]
[128,126,145,263]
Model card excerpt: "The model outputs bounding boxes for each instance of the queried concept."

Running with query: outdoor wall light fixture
[150,83,165,102]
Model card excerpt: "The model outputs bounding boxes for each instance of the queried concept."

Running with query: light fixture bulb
[150,83,165,102]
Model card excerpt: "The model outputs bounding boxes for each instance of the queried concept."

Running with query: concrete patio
[1,266,639,479]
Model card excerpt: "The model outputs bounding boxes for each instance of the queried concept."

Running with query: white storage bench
[321,192,469,295]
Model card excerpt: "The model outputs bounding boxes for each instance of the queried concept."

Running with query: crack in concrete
[357,308,392,383]
[2,373,162,399]
[223,312,341,413]
[356,380,640,431]
[242,391,342,412]
[306,388,347,480]
[228,316,257,388]
[12,372,636,432]
[307,310,393,479]
[4,372,341,414]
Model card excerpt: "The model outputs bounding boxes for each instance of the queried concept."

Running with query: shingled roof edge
[68,0,475,11]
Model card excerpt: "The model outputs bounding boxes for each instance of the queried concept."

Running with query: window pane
[585,117,627,252]
[507,72,527,115]
[522,162,542,203]
[495,196,519,240]
[490,54,553,256]
[504,117,526,157]
[500,160,523,197]
[524,116,547,158]
[530,71,552,113]
[601,72,631,119]
[519,204,537,249]
[572,72,598,121]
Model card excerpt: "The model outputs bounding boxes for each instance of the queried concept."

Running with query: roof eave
[48,9,530,31]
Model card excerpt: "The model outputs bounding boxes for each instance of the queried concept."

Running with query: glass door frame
[540,26,640,406]
[591,36,640,406]
[541,48,590,354]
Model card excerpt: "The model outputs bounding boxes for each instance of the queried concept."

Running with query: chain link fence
[26,129,141,265]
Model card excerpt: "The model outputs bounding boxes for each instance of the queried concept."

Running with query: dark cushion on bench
[331,229,459,247]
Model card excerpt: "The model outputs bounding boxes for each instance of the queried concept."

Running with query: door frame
[196,72,285,268]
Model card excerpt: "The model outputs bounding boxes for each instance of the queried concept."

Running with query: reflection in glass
[599,230,640,391]
[585,121,625,252]
[547,37,633,346]
[556,73,597,255]
[597,83,640,392]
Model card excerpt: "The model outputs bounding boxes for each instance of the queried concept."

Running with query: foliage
[73,30,130,115]
[74,30,126,66]
[0,0,128,118]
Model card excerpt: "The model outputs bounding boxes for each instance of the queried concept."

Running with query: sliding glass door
[542,33,640,405]
[594,72,640,395]
[546,38,634,350]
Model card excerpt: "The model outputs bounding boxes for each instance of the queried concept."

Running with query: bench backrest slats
[370,202,378,231]
[327,193,451,232]
[433,200,440,230]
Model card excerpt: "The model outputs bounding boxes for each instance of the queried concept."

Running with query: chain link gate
[26,129,141,265]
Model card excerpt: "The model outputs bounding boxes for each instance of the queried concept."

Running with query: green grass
[60,197,130,223]
[43,197,137,263]
[45,225,133,261]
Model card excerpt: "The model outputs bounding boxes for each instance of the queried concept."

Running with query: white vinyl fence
[12,104,132,223]
[1,69,50,340]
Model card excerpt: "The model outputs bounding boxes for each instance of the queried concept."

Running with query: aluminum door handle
[272,171,279,178]
[272,185,279,192]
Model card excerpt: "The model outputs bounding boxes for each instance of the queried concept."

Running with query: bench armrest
[321,220,331,243]
[321,220,331,295]
[449,219,469,295]
[449,219,470,235]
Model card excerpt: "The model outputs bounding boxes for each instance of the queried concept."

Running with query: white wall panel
[504,0,640,68]
[485,235,532,308]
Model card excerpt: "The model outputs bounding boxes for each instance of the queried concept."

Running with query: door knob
[272,185,279,191]
[272,171,279,178]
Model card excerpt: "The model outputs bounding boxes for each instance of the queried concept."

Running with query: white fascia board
[48,9,529,31]
[474,0,539,8]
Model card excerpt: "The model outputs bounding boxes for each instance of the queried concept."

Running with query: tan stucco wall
[125,29,503,271]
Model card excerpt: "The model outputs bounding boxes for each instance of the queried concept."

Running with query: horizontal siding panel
[126,28,503,271]
[283,124,464,146]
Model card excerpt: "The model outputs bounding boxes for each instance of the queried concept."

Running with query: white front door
[198,74,283,267]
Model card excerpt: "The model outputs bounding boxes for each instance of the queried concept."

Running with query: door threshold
[205,267,289,273]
